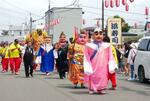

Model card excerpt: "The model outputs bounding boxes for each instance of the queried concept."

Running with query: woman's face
[93,31,104,42]
[77,34,87,45]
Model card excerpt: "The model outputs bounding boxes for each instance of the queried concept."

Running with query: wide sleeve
[35,47,42,64]
[108,46,118,74]
[83,45,93,75]
[53,49,58,59]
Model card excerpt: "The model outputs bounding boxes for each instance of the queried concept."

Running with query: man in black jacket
[23,41,34,78]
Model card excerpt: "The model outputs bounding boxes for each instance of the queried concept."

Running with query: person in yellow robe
[1,41,10,72]
[68,30,87,88]
[9,39,22,74]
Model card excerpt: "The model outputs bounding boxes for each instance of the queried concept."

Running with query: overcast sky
[0,0,148,29]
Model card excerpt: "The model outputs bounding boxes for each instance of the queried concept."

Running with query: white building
[129,25,145,34]
[129,23,150,37]
[0,25,29,42]
[45,7,82,43]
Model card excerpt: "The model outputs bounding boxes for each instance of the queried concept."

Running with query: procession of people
[0,27,138,95]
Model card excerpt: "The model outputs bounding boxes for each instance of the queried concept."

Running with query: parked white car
[134,37,150,82]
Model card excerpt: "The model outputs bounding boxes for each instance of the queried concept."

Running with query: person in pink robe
[84,28,117,94]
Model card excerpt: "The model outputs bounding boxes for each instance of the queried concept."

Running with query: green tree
[113,15,130,32]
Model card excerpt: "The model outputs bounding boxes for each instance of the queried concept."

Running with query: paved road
[0,66,150,101]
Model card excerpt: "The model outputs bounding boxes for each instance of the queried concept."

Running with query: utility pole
[102,0,104,31]
[24,17,28,35]
[48,0,51,35]
[29,13,32,34]
[76,0,80,8]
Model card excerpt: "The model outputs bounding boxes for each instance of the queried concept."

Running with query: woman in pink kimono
[84,28,117,94]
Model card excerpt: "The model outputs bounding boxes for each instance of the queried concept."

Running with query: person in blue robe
[37,36,54,75]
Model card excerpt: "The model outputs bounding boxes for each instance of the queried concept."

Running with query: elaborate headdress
[94,27,102,33]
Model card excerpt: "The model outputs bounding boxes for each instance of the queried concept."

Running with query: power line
[0,9,26,20]
[0,6,28,15]
[81,4,148,24]
[84,10,145,23]
[81,5,146,16]
[64,0,78,7]
[2,0,42,17]
[33,15,46,22]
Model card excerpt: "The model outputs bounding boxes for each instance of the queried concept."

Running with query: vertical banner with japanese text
[107,18,122,44]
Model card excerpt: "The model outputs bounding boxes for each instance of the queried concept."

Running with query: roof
[45,7,82,14]
[51,7,82,10]
[122,32,138,36]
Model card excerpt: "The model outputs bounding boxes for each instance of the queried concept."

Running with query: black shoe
[97,90,106,95]
[30,73,33,77]
[74,85,77,88]
[60,77,64,79]
[108,87,116,90]
[26,73,29,78]
[81,84,85,88]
